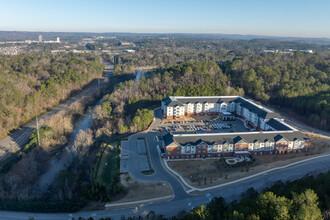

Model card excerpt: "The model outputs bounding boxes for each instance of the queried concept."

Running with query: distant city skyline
[1,0,330,38]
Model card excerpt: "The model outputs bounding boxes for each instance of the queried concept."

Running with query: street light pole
[36,115,40,146]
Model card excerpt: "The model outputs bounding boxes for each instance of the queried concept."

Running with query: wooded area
[224,52,330,130]
[0,52,104,138]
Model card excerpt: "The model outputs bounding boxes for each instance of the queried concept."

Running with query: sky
[0,0,330,38]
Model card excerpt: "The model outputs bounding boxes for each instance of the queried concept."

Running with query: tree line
[223,52,330,130]
[0,52,104,138]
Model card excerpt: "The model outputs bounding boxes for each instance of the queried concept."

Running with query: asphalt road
[122,108,188,200]
[0,154,329,220]
[0,62,113,163]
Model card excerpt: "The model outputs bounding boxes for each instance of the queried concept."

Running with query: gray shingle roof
[161,96,239,107]
[266,118,291,131]
[166,131,308,146]
[234,97,279,119]
[161,96,280,119]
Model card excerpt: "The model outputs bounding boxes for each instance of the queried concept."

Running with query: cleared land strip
[0,64,113,162]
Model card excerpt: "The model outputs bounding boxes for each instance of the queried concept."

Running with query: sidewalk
[163,153,330,193]
[105,195,174,209]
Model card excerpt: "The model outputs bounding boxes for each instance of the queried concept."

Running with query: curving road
[0,154,329,220]
[0,62,113,163]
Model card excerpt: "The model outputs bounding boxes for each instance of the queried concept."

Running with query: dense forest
[0,52,104,137]
[224,52,330,130]
[107,51,330,131]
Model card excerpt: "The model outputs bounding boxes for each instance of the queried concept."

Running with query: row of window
[177,142,306,154]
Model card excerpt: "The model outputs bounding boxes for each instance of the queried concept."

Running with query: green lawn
[95,141,120,185]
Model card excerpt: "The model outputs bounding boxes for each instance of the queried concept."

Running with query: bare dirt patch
[106,174,173,205]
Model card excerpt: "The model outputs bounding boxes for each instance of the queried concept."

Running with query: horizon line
[1,30,330,40]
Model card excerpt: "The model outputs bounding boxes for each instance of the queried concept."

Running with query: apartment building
[161,96,311,160]
[163,131,311,160]
[161,96,281,130]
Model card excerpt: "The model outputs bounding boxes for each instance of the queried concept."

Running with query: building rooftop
[162,96,239,107]
[161,96,279,119]
[165,131,308,146]
[266,118,292,131]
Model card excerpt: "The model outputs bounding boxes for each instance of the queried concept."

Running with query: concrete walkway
[105,195,174,208]
[163,153,330,193]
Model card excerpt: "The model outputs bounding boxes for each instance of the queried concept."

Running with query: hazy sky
[1,0,330,38]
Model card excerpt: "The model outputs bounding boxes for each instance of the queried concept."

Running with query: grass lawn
[96,140,120,185]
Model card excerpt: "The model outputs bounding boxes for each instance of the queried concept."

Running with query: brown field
[105,174,173,205]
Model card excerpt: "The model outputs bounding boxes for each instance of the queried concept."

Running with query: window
[255,142,260,150]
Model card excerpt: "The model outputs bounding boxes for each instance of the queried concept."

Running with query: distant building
[56,37,60,42]
[125,49,135,53]
[262,50,278,54]
[118,42,131,46]
[38,35,43,42]
[118,42,135,47]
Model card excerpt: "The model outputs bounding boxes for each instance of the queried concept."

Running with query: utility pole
[36,115,40,146]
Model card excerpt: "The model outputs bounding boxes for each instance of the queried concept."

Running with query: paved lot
[159,117,249,134]
[120,138,150,173]
[137,139,147,154]
[120,108,189,200]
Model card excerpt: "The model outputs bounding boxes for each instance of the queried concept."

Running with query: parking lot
[158,117,250,134]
